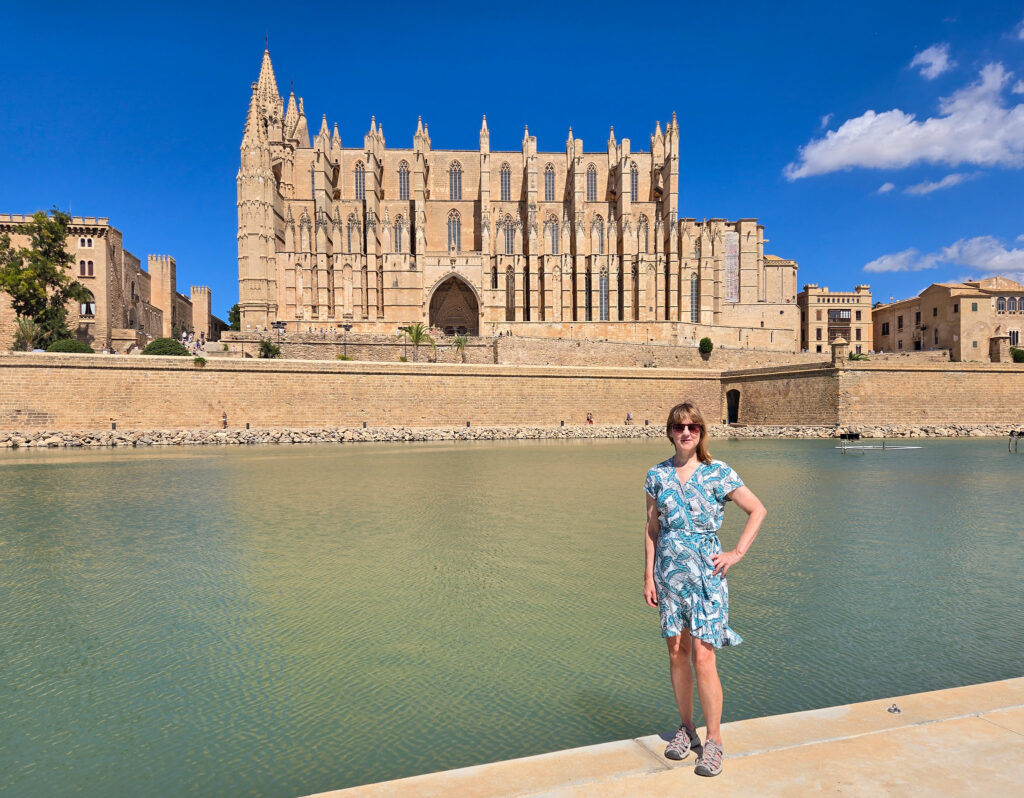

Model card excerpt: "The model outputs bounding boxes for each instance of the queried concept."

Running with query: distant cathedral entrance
[429,276,479,336]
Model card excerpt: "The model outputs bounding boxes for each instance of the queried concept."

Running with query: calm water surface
[1,438,1022,796]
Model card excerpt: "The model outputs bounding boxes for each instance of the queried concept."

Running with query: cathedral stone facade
[238,50,799,347]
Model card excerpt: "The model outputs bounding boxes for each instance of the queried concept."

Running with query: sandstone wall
[721,365,839,425]
[0,352,719,430]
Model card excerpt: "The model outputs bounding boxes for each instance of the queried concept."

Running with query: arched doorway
[726,389,740,424]
[429,275,479,336]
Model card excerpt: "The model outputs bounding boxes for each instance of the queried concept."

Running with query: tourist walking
[643,401,766,776]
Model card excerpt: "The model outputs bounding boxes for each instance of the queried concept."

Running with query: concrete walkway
[307,677,1024,797]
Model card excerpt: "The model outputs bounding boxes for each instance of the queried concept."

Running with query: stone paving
[306,677,1024,797]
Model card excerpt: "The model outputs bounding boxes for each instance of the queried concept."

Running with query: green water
[1,439,1022,797]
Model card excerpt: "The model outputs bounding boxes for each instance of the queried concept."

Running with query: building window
[585,267,593,321]
[491,266,498,290]
[881,321,890,335]
[1009,297,1018,311]
[80,293,96,317]
[586,164,597,202]
[347,214,359,252]
[934,329,939,346]
[855,310,861,321]
[816,344,822,353]
[997,297,1007,311]
[523,266,531,322]
[1010,330,1019,346]
[897,315,903,330]
[932,307,937,316]
[354,161,365,200]
[599,270,609,321]
[898,339,903,349]
[549,217,559,255]
[398,161,410,201]
[630,162,639,202]
[855,328,861,341]
[544,164,555,202]
[79,238,85,247]
[500,163,511,202]
[856,345,862,354]
[972,302,978,311]
[87,260,93,276]
[447,210,462,252]
[815,309,822,321]
[503,216,515,255]
[394,215,403,253]
[594,216,604,255]
[816,328,822,341]
[914,311,920,325]
[79,260,87,276]
[972,340,978,348]
[448,161,462,201]
[953,303,959,313]
[638,215,649,253]
[690,273,699,323]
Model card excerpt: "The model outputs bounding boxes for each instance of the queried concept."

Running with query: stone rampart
[0,352,719,431]
[721,364,839,426]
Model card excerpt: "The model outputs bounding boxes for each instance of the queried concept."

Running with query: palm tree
[400,322,435,362]
[14,318,40,351]
[452,334,468,363]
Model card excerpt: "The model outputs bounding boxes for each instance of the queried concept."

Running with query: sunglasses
[671,423,702,434]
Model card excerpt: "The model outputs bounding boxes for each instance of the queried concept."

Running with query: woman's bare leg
[665,633,696,731]
[692,639,723,744]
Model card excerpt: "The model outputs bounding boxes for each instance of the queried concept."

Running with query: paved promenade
[307,677,1023,797]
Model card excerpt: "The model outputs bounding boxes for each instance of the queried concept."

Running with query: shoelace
[699,740,723,768]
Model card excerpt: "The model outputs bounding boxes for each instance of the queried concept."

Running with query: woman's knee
[692,639,717,669]
[666,634,692,662]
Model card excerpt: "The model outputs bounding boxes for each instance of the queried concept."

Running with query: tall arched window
[997,297,1007,311]
[491,266,499,290]
[630,162,639,202]
[593,215,604,255]
[87,260,94,276]
[631,265,640,321]
[361,265,369,316]
[447,210,461,252]
[599,268,609,321]
[1009,296,1019,312]
[548,216,559,255]
[638,215,649,253]
[449,161,462,201]
[503,216,515,255]
[80,292,96,317]
[523,266,531,322]
[544,164,555,202]
[354,161,365,200]
[500,163,511,202]
[617,266,625,320]
[690,273,700,323]
[394,215,404,253]
[537,266,545,321]
[585,267,593,321]
[664,263,671,318]
[79,260,87,276]
[347,214,359,252]
[398,161,410,200]
[586,164,597,202]
[505,267,515,321]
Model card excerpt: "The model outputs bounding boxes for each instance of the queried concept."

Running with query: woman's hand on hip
[711,549,743,576]
[643,576,658,607]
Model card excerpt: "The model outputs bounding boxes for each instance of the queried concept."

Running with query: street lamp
[342,323,352,358]
[271,320,287,344]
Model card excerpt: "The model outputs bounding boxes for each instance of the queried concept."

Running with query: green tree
[228,303,241,331]
[13,318,40,351]
[0,209,91,347]
[400,322,435,362]
[452,334,468,363]
[699,337,714,355]
[258,338,281,358]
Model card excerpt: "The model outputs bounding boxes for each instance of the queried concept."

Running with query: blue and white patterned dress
[645,458,745,647]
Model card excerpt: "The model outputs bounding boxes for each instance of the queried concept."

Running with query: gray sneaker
[694,739,724,776]
[664,725,701,760]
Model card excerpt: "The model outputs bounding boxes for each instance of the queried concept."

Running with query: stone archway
[429,275,479,336]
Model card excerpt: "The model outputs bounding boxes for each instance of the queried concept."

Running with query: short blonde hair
[666,401,712,464]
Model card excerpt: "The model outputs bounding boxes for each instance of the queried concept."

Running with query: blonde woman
[643,401,766,776]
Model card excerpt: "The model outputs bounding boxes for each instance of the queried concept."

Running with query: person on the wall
[642,401,766,777]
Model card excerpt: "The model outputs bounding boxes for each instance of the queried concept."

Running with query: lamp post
[342,324,352,358]
[271,320,286,344]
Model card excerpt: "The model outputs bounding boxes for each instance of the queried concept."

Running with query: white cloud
[910,43,956,79]
[863,235,1024,275]
[877,182,895,193]
[903,172,978,195]
[1017,16,1024,41]
[784,63,1024,179]
[1013,80,1024,94]
[820,113,834,129]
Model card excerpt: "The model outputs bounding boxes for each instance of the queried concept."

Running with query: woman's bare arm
[711,485,766,576]
[643,494,659,607]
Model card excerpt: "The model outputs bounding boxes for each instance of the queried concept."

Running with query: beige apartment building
[237,49,801,349]
[797,284,873,354]
[0,214,224,351]
[872,276,1023,361]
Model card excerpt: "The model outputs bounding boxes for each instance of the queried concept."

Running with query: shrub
[1012,347,1024,363]
[193,356,207,367]
[142,337,190,356]
[258,339,281,359]
[14,318,41,351]
[46,338,93,353]
[848,351,870,361]
[398,355,408,362]
[698,337,714,355]
[336,354,352,360]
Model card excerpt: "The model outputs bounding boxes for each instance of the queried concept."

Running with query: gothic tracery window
[599,268,609,321]
[638,215,649,254]
[544,164,555,202]
[690,272,699,323]
[398,161,410,201]
[447,209,461,252]
[593,215,604,255]
[630,162,639,202]
[354,161,365,201]
[394,214,404,253]
[586,164,597,202]
[500,163,511,202]
[449,161,462,201]
[548,216,559,255]
[503,215,515,255]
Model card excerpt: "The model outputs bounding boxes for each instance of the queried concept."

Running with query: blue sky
[2,1,1022,317]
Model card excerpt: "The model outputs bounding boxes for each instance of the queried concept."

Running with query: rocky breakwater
[1,424,1019,449]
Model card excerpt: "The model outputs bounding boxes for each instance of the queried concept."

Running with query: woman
[643,401,766,777]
